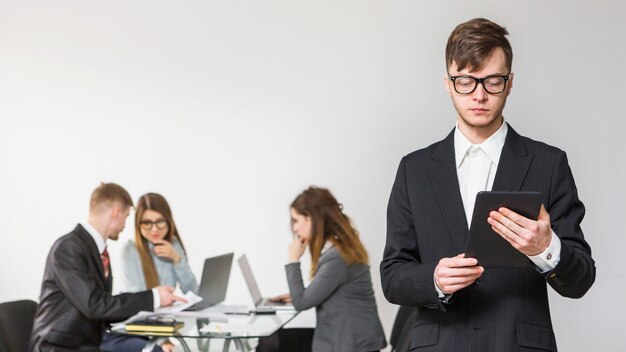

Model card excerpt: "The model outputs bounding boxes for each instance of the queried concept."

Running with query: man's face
[445,48,513,135]
[106,205,130,241]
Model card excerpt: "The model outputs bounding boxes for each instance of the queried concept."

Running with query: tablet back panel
[466,191,543,267]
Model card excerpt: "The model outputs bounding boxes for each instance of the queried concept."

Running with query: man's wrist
[434,277,452,302]
[151,288,160,309]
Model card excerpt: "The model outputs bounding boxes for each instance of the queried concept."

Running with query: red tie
[101,247,110,278]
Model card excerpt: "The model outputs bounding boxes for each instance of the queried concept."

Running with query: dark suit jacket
[380,125,595,352]
[29,224,153,352]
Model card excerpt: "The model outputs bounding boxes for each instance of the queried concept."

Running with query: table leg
[222,338,249,352]
[172,337,192,352]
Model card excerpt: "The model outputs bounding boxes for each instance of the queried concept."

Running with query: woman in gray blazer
[285,186,387,352]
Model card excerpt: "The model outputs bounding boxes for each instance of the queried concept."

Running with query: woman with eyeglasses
[100,193,198,352]
[282,186,386,352]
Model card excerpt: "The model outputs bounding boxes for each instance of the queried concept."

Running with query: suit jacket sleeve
[52,238,153,322]
[286,250,349,311]
[544,151,595,298]
[380,156,444,309]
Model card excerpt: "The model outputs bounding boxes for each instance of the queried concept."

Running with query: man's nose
[472,82,488,101]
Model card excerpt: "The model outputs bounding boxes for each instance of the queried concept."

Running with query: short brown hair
[89,182,133,212]
[445,18,513,72]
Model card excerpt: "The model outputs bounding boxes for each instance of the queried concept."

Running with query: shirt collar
[321,241,334,255]
[80,221,107,255]
[454,120,508,168]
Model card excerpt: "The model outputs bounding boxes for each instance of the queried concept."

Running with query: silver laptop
[237,254,295,312]
[186,252,233,311]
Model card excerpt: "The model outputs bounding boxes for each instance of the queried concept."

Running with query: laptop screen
[237,254,263,305]
[196,252,233,307]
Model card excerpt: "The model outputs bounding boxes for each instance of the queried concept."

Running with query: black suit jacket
[29,224,153,352]
[380,125,595,351]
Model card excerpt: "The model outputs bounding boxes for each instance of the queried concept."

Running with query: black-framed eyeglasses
[139,219,168,230]
[146,315,176,324]
[448,74,510,94]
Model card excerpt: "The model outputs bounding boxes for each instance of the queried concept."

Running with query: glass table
[110,310,299,352]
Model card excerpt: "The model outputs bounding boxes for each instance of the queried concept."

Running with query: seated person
[284,186,387,352]
[101,193,198,352]
[30,182,184,352]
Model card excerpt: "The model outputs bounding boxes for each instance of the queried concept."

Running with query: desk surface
[111,310,299,340]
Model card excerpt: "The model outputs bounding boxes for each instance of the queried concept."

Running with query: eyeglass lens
[453,76,507,94]
[140,219,168,230]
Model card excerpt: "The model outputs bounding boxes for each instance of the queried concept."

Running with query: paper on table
[154,290,203,314]
[199,322,273,335]
[110,290,202,331]
[173,304,250,318]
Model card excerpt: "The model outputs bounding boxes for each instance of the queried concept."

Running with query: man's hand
[155,285,187,307]
[488,204,552,256]
[434,254,484,294]
[152,240,182,264]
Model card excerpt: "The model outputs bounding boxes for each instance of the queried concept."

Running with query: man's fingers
[497,207,534,228]
[490,210,525,236]
[439,256,478,268]
[489,215,526,245]
[437,266,483,278]
[438,274,481,286]
[172,295,187,303]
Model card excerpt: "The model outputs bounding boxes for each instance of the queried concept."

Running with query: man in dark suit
[380,18,595,351]
[30,183,184,352]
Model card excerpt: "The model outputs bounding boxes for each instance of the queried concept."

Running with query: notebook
[185,252,234,311]
[237,254,295,312]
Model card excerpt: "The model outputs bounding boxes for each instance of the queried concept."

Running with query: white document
[110,290,203,331]
[199,322,271,335]
[154,290,203,314]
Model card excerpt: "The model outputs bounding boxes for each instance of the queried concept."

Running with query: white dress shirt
[454,122,561,271]
[80,221,161,308]
[435,121,562,299]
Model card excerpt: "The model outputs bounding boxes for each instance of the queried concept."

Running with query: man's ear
[444,74,452,96]
[109,206,120,221]
[506,72,514,96]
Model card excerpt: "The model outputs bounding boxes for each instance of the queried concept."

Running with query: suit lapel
[492,124,533,192]
[74,224,109,287]
[427,129,468,252]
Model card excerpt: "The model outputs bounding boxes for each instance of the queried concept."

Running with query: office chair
[389,305,417,352]
[256,327,313,352]
[0,299,38,352]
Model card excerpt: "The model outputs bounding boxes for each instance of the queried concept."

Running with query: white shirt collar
[321,240,334,255]
[454,120,508,168]
[80,221,107,255]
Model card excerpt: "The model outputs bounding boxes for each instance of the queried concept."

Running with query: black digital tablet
[465,191,543,267]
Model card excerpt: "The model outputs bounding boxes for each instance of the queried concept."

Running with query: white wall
[1,1,624,351]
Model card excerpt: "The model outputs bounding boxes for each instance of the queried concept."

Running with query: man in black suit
[30,183,184,351]
[380,18,595,351]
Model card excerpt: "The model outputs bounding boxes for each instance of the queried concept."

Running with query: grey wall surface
[1,1,624,351]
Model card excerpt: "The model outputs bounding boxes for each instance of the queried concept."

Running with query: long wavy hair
[290,186,368,278]
[134,193,186,289]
